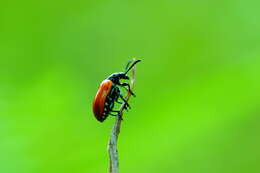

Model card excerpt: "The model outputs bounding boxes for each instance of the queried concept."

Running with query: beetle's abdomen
[92,80,113,122]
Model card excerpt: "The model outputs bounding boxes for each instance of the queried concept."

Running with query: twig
[108,59,137,173]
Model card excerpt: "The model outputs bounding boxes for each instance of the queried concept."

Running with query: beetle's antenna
[124,59,133,72]
[125,59,141,74]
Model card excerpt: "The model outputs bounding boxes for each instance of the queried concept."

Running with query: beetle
[92,59,141,122]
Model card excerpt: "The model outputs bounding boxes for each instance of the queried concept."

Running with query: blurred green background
[1,0,260,173]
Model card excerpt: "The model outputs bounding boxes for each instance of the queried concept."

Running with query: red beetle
[92,60,141,122]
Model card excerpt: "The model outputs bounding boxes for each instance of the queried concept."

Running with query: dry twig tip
[108,58,138,173]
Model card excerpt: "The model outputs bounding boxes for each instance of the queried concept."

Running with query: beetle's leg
[109,113,118,116]
[114,90,123,104]
[115,100,123,104]
[110,110,123,120]
[116,87,131,109]
[109,113,123,120]
[119,82,136,97]
[110,110,120,113]
[119,93,131,110]
[114,87,130,109]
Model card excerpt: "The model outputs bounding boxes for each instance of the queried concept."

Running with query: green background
[1,0,260,173]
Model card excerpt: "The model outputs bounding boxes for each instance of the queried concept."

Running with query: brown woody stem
[108,59,137,173]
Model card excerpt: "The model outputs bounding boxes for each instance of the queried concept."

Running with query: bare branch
[108,59,138,173]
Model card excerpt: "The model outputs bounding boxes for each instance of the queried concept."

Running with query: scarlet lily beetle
[92,59,141,122]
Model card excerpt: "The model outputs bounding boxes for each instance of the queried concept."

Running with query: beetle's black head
[108,72,128,83]
[107,59,141,84]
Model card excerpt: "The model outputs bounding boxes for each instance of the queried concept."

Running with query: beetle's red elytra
[92,80,113,122]
[92,59,141,122]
